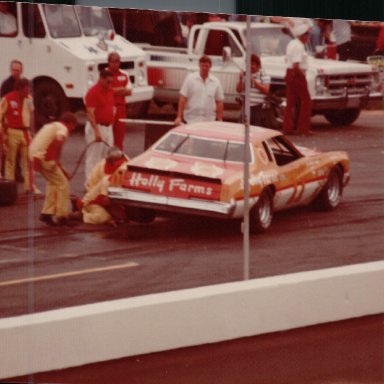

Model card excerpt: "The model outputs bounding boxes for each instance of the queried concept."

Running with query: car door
[265,136,320,210]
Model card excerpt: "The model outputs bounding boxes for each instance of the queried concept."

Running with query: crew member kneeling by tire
[29,112,78,226]
[72,147,129,226]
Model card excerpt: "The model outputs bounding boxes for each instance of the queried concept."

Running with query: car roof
[171,121,281,143]
[204,21,284,30]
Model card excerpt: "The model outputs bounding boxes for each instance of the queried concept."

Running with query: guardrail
[1,261,383,379]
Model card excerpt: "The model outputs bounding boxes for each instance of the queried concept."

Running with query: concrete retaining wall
[1,261,384,379]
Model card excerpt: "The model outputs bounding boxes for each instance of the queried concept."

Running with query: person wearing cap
[29,112,78,226]
[73,147,129,225]
[283,23,314,135]
[174,55,224,125]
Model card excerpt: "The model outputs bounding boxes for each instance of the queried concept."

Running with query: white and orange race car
[108,122,350,233]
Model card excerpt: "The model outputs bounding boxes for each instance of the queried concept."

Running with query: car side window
[266,136,301,166]
[22,3,46,38]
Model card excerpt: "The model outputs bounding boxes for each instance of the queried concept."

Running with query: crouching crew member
[29,112,78,226]
[73,147,129,226]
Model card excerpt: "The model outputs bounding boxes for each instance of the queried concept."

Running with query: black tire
[324,109,361,126]
[34,80,68,129]
[0,179,18,206]
[125,206,156,224]
[313,168,343,211]
[250,189,274,234]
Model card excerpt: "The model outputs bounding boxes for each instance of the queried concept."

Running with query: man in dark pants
[1,60,24,180]
[283,24,314,135]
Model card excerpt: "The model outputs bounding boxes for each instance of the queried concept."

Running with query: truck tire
[0,179,18,206]
[324,109,361,126]
[34,80,68,129]
[125,206,156,224]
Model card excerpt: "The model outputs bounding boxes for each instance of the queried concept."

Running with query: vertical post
[243,15,251,281]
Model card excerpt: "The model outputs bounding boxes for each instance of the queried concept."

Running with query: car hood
[262,55,374,75]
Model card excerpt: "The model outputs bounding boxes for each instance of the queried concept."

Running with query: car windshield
[249,27,292,56]
[75,6,113,36]
[43,4,81,38]
[154,132,250,163]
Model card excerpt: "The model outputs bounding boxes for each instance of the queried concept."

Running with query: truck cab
[0,2,153,128]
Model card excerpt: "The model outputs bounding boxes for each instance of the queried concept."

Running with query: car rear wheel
[125,206,156,224]
[250,189,274,234]
[313,167,343,211]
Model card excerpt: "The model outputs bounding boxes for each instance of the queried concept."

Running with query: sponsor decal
[125,172,220,199]
[145,157,177,170]
[191,162,224,178]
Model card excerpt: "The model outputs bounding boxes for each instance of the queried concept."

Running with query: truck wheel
[0,179,18,206]
[312,167,343,211]
[250,189,274,234]
[127,101,150,119]
[324,109,361,126]
[34,80,68,129]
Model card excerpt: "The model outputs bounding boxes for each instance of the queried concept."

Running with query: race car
[108,122,350,233]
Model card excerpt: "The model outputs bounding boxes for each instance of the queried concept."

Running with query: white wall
[75,0,236,13]
[1,261,384,379]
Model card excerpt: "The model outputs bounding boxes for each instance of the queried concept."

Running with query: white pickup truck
[142,21,383,126]
[0,2,153,128]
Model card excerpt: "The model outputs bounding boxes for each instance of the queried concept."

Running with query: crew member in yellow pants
[29,112,78,226]
[0,77,40,193]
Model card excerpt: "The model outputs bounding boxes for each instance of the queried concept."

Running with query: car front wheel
[313,168,343,211]
[250,189,274,234]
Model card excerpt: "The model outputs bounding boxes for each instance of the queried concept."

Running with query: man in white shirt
[174,55,224,125]
[283,23,314,135]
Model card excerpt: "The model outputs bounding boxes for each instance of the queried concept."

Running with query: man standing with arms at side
[174,55,224,125]
[283,24,314,136]
[0,78,40,194]
[107,52,132,151]
[29,112,78,226]
[1,60,24,181]
[84,69,115,181]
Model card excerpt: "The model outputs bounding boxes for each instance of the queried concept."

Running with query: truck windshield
[75,6,114,36]
[249,27,292,56]
[43,4,81,38]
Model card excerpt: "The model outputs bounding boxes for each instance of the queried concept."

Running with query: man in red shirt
[0,78,40,194]
[84,69,115,181]
[107,52,132,151]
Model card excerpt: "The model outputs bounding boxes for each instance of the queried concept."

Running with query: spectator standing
[283,24,314,136]
[0,78,41,193]
[236,53,271,127]
[174,55,224,125]
[29,112,78,226]
[1,60,24,181]
[332,19,352,61]
[84,69,115,180]
[106,52,132,151]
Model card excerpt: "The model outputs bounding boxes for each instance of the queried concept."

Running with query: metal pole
[243,15,251,281]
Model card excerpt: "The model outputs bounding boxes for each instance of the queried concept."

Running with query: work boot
[39,213,56,226]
